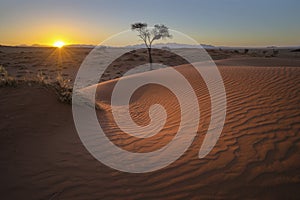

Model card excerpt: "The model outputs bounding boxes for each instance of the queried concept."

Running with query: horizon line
[1,43,300,49]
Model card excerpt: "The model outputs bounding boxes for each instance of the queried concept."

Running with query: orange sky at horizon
[1,0,299,47]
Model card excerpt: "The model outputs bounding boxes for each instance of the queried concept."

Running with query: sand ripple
[0,65,299,199]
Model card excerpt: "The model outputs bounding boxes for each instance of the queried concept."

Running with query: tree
[131,22,172,70]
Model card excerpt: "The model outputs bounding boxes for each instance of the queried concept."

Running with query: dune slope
[0,64,300,199]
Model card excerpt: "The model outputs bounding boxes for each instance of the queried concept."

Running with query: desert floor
[0,46,299,199]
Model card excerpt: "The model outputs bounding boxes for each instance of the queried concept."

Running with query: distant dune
[291,48,300,52]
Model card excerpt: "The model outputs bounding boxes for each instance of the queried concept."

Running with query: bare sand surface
[0,47,300,199]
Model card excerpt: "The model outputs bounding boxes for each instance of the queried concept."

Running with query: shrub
[0,65,17,87]
[272,49,279,57]
[53,73,72,104]
[262,50,267,56]
[36,71,48,85]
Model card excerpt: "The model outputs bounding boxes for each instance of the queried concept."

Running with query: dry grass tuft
[0,65,72,104]
[52,73,72,104]
[0,65,17,87]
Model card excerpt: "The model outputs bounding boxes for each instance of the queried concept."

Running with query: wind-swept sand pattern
[0,54,299,199]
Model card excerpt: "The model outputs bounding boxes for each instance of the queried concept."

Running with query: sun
[53,41,65,48]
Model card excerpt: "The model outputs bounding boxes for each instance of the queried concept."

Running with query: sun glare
[53,41,65,48]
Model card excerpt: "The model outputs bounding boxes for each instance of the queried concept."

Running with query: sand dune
[1,57,299,199]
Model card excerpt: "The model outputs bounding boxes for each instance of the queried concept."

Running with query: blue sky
[1,0,299,46]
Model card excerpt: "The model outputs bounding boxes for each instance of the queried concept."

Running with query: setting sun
[53,41,65,48]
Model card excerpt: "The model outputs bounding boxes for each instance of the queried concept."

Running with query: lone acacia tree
[131,22,172,70]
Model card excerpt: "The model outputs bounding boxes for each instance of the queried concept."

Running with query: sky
[0,0,299,47]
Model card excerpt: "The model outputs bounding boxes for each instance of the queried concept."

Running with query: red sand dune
[0,59,300,199]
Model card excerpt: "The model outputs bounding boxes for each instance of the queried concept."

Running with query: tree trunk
[147,48,153,70]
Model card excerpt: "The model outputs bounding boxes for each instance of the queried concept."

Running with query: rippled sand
[1,53,300,199]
